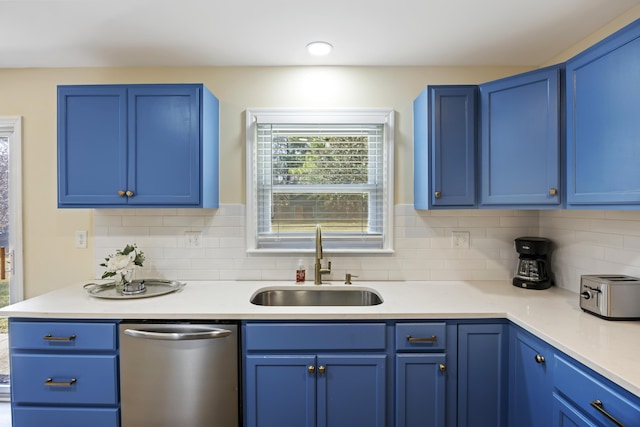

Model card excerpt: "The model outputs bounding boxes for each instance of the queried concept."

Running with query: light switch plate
[75,230,87,249]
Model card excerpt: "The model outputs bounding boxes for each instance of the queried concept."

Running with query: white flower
[100,244,145,279]
[106,253,135,273]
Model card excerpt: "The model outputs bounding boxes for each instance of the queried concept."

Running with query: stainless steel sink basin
[250,287,383,306]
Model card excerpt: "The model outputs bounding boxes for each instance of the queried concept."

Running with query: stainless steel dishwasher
[119,322,239,427]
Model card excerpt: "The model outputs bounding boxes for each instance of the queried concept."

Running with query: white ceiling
[1,0,639,68]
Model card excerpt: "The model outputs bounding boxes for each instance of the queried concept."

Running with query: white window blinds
[247,109,394,253]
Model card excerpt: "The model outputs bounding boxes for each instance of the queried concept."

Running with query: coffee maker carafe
[513,237,553,290]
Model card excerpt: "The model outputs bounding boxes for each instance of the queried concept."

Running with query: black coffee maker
[513,237,553,290]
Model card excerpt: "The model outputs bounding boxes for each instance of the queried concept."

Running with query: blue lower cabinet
[553,355,640,427]
[245,354,316,427]
[395,353,446,427]
[509,327,553,427]
[457,323,509,427]
[243,322,388,427]
[552,394,598,427]
[244,353,386,427]
[12,407,120,427]
[9,319,120,427]
[11,353,118,405]
[317,354,386,427]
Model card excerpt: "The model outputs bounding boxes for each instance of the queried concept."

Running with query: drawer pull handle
[407,335,437,343]
[44,378,77,387]
[43,334,76,342]
[534,354,545,364]
[318,365,326,374]
[439,364,446,372]
[590,400,626,427]
[307,365,315,374]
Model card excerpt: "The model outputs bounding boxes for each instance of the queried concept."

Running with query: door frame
[0,116,23,303]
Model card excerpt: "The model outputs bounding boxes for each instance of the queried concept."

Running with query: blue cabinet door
[127,85,201,205]
[414,85,477,209]
[566,19,640,208]
[552,394,598,427]
[457,323,508,427]
[509,327,553,427]
[57,86,127,206]
[480,66,562,207]
[396,353,446,427]
[11,353,118,405]
[13,407,120,427]
[245,354,316,427]
[316,354,386,427]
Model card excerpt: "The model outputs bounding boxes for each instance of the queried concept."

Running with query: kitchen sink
[250,287,383,306]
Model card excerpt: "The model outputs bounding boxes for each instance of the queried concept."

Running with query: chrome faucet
[314,224,331,285]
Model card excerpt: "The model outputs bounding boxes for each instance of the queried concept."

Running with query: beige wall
[1,6,638,298]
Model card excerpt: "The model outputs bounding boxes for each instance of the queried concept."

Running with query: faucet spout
[315,224,323,261]
[314,224,331,285]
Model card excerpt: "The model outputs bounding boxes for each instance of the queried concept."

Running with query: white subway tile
[123,216,164,227]
[90,203,640,287]
[163,216,206,227]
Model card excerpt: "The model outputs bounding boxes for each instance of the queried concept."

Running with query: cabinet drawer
[554,355,640,427]
[10,321,117,351]
[13,407,120,427]
[245,323,386,351]
[395,323,446,351]
[11,354,118,405]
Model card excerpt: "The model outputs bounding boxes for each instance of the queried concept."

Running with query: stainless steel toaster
[580,275,640,320]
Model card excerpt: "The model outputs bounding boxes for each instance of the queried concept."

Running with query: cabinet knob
[434,191,442,199]
[126,190,134,197]
[307,365,315,374]
[548,188,558,196]
[118,190,126,197]
[534,354,545,364]
[439,364,446,372]
[318,365,326,374]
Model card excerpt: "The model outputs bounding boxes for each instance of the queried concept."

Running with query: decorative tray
[83,279,186,299]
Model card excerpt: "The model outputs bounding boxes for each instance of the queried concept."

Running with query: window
[246,109,394,253]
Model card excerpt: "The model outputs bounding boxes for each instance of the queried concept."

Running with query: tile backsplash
[94,205,640,293]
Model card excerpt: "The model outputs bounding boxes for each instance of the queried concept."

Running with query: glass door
[0,136,9,396]
[0,116,23,401]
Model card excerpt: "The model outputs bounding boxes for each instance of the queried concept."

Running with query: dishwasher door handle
[124,327,232,341]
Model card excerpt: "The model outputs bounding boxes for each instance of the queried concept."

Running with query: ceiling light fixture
[306,41,333,56]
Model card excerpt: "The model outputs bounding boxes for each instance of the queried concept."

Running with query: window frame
[245,108,395,254]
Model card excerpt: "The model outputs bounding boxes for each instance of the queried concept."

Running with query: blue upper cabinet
[414,85,477,209]
[566,19,640,208]
[57,84,219,208]
[479,66,562,208]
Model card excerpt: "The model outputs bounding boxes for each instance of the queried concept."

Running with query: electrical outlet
[451,231,470,249]
[184,231,203,248]
[75,230,87,249]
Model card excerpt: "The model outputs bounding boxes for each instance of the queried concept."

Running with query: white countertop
[2,279,640,398]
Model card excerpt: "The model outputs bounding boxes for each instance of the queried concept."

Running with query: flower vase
[114,270,133,293]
